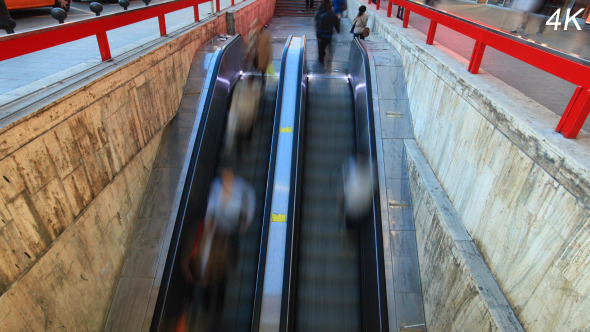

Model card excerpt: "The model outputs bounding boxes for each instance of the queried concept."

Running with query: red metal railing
[375,0,590,138]
[0,0,217,62]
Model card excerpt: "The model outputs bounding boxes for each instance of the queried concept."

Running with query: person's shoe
[535,31,543,35]
[510,29,517,33]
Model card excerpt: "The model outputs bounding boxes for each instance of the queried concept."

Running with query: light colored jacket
[352,14,369,34]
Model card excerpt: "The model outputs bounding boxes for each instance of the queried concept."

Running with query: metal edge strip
[251,34,294,332]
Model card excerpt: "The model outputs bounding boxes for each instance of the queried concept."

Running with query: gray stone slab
[184,75,207,94]
[376,66,407,99]
[141,287,161,332]
[131,217,170,247]
[372,50,404,67]
[103,276,153,331]
[178,93,201,113]
[390,230,422,293]
[395,292,426,331]
[138,167,182,219]
[379,99,413,139]
[382,138,408,180]
[386,178,414,231]
[154,125,192,168]
[174,110,198,128]
[120,245,160,278]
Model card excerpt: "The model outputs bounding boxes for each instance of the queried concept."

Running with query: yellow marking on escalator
[271,213,286,222]
[280,126,293,133]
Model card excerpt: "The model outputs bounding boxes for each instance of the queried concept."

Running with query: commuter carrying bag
[362,27,370,37]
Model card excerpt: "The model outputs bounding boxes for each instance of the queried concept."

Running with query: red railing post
[377,0,380,10]
[426,20,437,44]
[402,8,410,27]
[216,0,220,12]
[96,31,112,61]
[468,40,486,74]
[556,87,590,138]
[158,14,167,36]
[193,0,199,21]
[231,0,234,5]
[387,1,393,17]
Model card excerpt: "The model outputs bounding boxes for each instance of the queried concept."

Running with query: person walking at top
[333,0,347,19]
[352,5,369,40]
[315,0,340,67]
[509,0,543,35]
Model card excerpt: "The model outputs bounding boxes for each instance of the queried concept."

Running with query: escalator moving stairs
[296,76,360,331]
[204,76,278,331]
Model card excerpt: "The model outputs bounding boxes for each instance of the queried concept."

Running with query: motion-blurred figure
[340,155,374,229]
[333,0,347,19]
[224,18,271,158]
[315,0,340,68]
[184,169,255,330]
[246,18,272,78]
[509,0,544,34]
[225,78,262,156]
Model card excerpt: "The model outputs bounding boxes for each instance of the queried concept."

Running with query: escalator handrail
[149,34,242,332]
[251,34,294,332]
[279,35,306,332]
[351,37,389,332]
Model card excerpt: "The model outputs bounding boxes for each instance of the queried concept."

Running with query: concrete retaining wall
[347,0,590,330]
[406,139,523,331]
[0,0,275,328]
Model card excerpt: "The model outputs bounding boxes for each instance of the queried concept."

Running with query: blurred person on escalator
[223,18,272,159]
[315,0,340,68]
[182,168,255,331]
[339,154,374,230]
[246,18,272,80]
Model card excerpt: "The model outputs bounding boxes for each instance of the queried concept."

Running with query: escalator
[150,35,282,332]
[277,38,388,332]
[150,33,387,332]
[295,75,360,331]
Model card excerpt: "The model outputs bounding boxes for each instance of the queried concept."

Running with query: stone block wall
[0,14,228,331]
[406,140,523,331]
[348,0,590,330]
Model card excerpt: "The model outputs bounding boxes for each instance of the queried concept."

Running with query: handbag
[362,27,370,38]
[350,21,356,34]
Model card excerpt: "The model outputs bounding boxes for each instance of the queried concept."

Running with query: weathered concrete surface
[406,139,523,332]
[0,12,229,332]
[346,0,590,330]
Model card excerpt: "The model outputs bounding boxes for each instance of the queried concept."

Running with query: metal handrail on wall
[0,0,230,62]
[372,0,590,138]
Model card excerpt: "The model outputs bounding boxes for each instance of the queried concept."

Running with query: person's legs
[318,37,327,64]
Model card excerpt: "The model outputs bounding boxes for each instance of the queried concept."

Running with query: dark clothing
[333,0,346,15]
[315,6,340,64]
[315,6,340,39]
[306,0,314,9]
[353,33,365,40]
